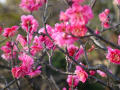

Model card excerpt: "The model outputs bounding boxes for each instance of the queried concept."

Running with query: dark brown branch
[87,27,120,49]
[2,79,18,90]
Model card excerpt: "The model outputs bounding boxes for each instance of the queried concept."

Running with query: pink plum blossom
[59,11,69,21]
[28,66,41,78]
[67,3,94,25]
[1,42,17,61]
[12,53,42,78]
[106,47,120,64]
[20,0,46,12]
[21,15,38,34]
[99,9,110,29]
[12,66,29,79]
[3,26,19,37]
[52,32,77,47]
[67,45,84,60]
[0,26,3,34]
[18,53,34,68]
[38,25,55,49]
[89,70,96,76]
[97,70,107,77]
[67,24,87,37]
[16,34,27,47]
[75,66,88,83]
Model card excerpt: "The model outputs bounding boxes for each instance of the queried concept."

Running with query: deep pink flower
[59,11,69,21]
[67,75,79,87]
[0,26,3,34]
[12,66,29,79]
[66,3,94,25]
[3,26,19,37]
[12,53,42,78]
[67,24,87,37]
[99,9,110,29]
[28,66,41,78]
[89,70,96,76]
[97,70,107,77]
[30,45,42,56]
[19,53,34,68]
[21,15,38,34]
[1,42,17,61]
[106,47,120,64]
[67,45,84,60]
[38,25,55,49]
[20,0,46,12]
[52,32,76,47]
[75,66,88,83]
[1,52,16,61]
[95,29,100,35]
[16,34,27,47]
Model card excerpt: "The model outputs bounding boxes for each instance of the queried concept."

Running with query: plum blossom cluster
[65,65,107,89]
[12,53,41,78]
[52,0,93,47]
[1,0,120,89]
[20,0,46,12]
[66,66,88,89]
[99,9,110,29]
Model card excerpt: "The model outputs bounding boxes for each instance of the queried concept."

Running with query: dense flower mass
[20,0,46,12]
[58,1,94,43]
[12,53,41,78]
[99,9,110,28]
[1,0,119,89]
[106,47,120,64]
[21,15,38,34]
[3,26,19,37]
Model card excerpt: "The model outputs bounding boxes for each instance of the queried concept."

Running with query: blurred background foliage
[0,0,120,90]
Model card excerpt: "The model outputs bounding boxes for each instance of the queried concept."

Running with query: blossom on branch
[20,0,46,12]
[12,53,41,78]
[3,26,19,37]
[99,9,110,29]
[106,47,120,64]
[75,66,88,83]
[21,15,38,34]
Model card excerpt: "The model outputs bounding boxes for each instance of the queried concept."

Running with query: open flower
[75,66,88,83]
[106,47,120,64]
[21,15,38,34]
[3,26,19,37]
[20,0,46,12]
